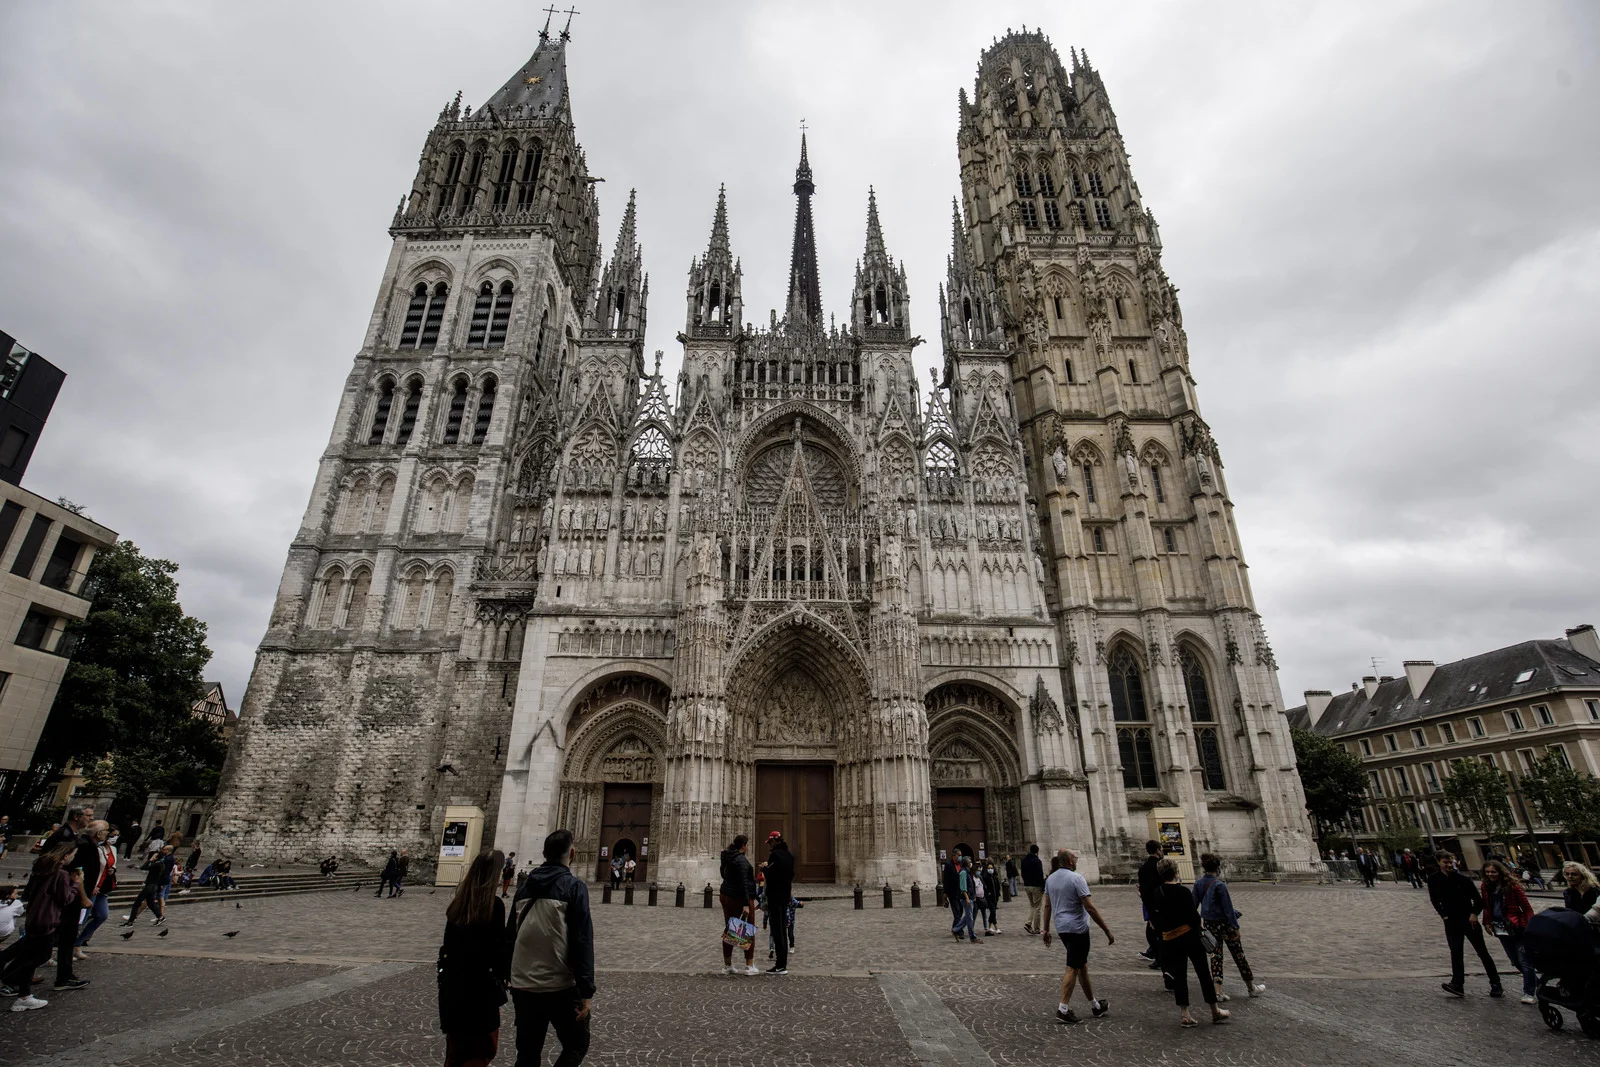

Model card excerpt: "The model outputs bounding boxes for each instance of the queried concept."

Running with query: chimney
[1568,624,1600,665]
[1362,676,1379,699]
[1304,690,1333,726]
[1403,660,1437,699]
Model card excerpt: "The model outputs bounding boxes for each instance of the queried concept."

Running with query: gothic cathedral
[211,27,1318,884]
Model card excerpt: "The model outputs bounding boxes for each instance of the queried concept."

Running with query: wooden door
[935,788,987,860]
[596,783,652,883]
[755,763,835,882]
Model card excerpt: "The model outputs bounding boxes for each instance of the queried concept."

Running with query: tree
[1442,758,1516,855]
[1376,821,1426,865]
[1519,753,1600,844]
[0,540,219,825]
[1291,727,1368,846]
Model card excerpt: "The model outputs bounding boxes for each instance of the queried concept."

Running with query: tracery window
[399,284,428,347]
[1019,200,1038,230]
[472,377,497,444]
[395,379,422,444]
[489,281,513,346]
[1094,200,1113,229]
[926,439,958,475]
[1082,462,1096,503]
[420,283,448,347]
[442,378,468,443]
[1181,647,1213,722]
[468,283,494,346]
[1108,645,1148,722]
[492,141,518,208]
[1151,465,1164,502]
[1042,199,1061,229]
[1195,728,1226,790]
[367,380,395,445]
[1118,727,1159,790]
[516,142,543,208]
[1087,170,1105,196]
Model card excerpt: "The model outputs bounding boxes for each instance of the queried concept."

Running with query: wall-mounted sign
[439,820,469,858]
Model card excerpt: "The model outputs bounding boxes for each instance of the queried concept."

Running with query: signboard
[640,845,649,857]
[599,846,609,859]
[440,820,469,858]
[1158,821,1185,855]
[938,849,948,861]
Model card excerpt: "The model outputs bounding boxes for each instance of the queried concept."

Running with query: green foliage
[1377,821,1426,860]
[1520,754,1600,840]
[0,540,219,823]
[1442,758,1516,851]
[1291,727,1368,843]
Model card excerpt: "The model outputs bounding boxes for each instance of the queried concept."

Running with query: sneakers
[1215,992,1231,1003]
[1488,987,1504,999]
[1055,1007,1081,1025]
[766,966,788,975]
[72,950,88,961]
[0,985,18,998]
[1520,994,1537,1005]
[1137,949,1156,962]
[1248,983,1267,998]
[10,995,47,1012]
[1440,982,1465,998]
[723,965,736,975]
[152,916,166,927]
[743,965,760,976]
[53,977,89,991]
[1023,924,1035,935]
[117,920,134,928]
[1091,999,1110,1018]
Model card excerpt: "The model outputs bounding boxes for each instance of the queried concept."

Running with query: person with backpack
[718,834,759,975]
[1192,853,1265,1001]
[510,829,593,1067]
[0,842,90,1010]
[761,830,795,975]
[437,849,511,1067]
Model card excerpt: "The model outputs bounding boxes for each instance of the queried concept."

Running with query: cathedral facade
[210,26,1318,884]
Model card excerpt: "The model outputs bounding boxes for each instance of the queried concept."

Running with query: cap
[766,830,783,842]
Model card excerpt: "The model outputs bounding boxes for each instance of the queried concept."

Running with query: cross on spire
[799,117,808,134]
[561,5,579,40]
[540,4,558,39]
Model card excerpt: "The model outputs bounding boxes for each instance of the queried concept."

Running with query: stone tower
[948,31,1316,873]
[211,27,1316,883]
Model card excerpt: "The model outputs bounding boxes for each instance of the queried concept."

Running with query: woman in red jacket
[1481,859,1536,1003]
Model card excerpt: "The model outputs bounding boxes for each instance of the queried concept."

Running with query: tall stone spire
[786,134,823,326]
[687,185,741,336]
[852,186,908,335]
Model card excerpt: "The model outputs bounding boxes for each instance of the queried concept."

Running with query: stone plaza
[2,879,1585,1066]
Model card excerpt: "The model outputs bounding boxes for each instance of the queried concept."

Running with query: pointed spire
[482,32,569,118]
[708,183,729,257]
[864,186,886,262]
[613,188,638,263]
[786,134,822,325]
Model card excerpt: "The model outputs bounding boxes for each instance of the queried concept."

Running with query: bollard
[911,882,921,908]
[648,881,658,907]
[624,882,635,905]
[936,882,946,908]
[602,884,612,905]
[703,883,714,908]
[883,882,893,909]
[853,883,864,910]
[675,882,686,908]
[1001,881,1012,903]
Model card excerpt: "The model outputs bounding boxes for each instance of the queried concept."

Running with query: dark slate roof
[1286,638,1600,737]
[481,37,569,122]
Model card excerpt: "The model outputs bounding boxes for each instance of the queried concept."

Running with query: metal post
[647,881,658,906]
[853,883,863,910]
[675,882,686,908]
[624,882,634,905]
[910,882,921,908]
[602,884,612,904]
[882,882,893,908]
[703,883,714,908]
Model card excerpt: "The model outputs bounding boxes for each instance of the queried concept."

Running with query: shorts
[1060,930,1092,969]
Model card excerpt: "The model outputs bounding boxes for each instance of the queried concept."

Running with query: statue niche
[752,668,835,747]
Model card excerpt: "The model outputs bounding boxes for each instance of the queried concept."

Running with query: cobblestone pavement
[1,880,1589,1066]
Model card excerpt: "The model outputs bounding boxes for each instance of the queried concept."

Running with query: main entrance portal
[935,788,988,859]
[755,763,835,882]
[596,783,652,883]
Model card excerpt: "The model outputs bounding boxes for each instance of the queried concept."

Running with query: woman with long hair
[0,842,89,1010]
[438,849,511,1067]
[718,834,759,974]
[1560,861,1600,919]
[1480,858,1536,1003]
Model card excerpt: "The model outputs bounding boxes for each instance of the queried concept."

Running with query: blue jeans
[77,892,110,946]
[1497,933,1536,996]
[954,898,978,940]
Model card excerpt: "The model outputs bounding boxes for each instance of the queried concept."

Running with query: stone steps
[102,870,367,909]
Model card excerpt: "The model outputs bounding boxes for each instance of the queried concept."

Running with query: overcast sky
[1,1,1596,711]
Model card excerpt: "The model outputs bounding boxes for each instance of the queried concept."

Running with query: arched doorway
[556,674,671,883]
[925,682,1024,860]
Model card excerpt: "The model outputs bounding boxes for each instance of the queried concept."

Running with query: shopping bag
[721,915,757,950]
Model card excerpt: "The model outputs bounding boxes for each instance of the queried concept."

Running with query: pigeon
[236,902,242,909]
[120,930,135,940]
[158,929,170,937]
[224,931,240,938]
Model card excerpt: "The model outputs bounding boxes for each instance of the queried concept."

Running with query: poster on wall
[1158,821,1185,855]
[599,846,609,859]
[440,821,469,858]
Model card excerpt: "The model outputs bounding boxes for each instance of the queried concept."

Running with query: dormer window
[1514,669,1535,684]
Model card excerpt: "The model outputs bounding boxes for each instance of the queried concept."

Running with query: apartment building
[1287,625,1600,869]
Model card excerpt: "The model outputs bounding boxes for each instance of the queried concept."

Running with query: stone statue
[652,504,666,532]
[622,501,635,531]
[905,508,917,538]
[1051,446,1069,484]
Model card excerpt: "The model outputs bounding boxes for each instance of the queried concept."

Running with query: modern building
[0,331,117,773]
[211,27,1318,883]
[1287,625,1600,869]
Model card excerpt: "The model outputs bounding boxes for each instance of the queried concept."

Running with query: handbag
[721,915,757,951]
[1200,925,1220,954]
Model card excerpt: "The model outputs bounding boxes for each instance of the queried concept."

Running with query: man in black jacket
[761,830,795,974]
[510,829,595,1066]
[1427,851,1501,998]
[1136,840,1162,966]
[1020,844,1046,934]
[942,853,963,938]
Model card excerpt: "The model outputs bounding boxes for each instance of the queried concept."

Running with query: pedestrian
[623,856,637,885]
[1559,861,1600,920]
[1356,847,1377,888]
[71,820,117,963]
[942,853,963,939]
[120,821,141,859]
[980,859,1002,935]
[718,834,760,975]
[1193,853,1265,1001]
[1148,858,1230,1027]
[1136,839,1162,968]
[43,806,91,851]
[392,850,410,897]
[1402,849,1423,889]
[1021,844,1046,935]
[1428,851,1502,998]
[121,845,177,927]
[1004,854,1020,898]
[143,825,166,863]
[1479,858,1536,1004]
[608,855,622,891]
[509,829,593,1067]
[0,842,89,1010]
[0,885,21,944]
[1519,851,1546,891]
[1041,848,1113,1024]
[0,815,12,859]
[185,844,203,878]
[761,830,794,975]
[215,857,237,891]
[501,852,517,898]
[377,850,399,898]
[437,848,512,1067]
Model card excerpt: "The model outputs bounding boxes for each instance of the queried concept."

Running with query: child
[0,885,21,944]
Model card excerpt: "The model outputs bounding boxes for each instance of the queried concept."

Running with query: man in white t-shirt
[1042,848,1115,1024]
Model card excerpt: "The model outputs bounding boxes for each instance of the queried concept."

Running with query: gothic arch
[550,663,674,740]
[402,259,454,290]
[732,401,864,498]
[921,669,1026,711]
[926,709,1023,789]
[561,698,670,782]
[468,258,520,287]
[727,609,871,714]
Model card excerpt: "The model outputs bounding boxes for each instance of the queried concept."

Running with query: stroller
[1526,906,1600,1038]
